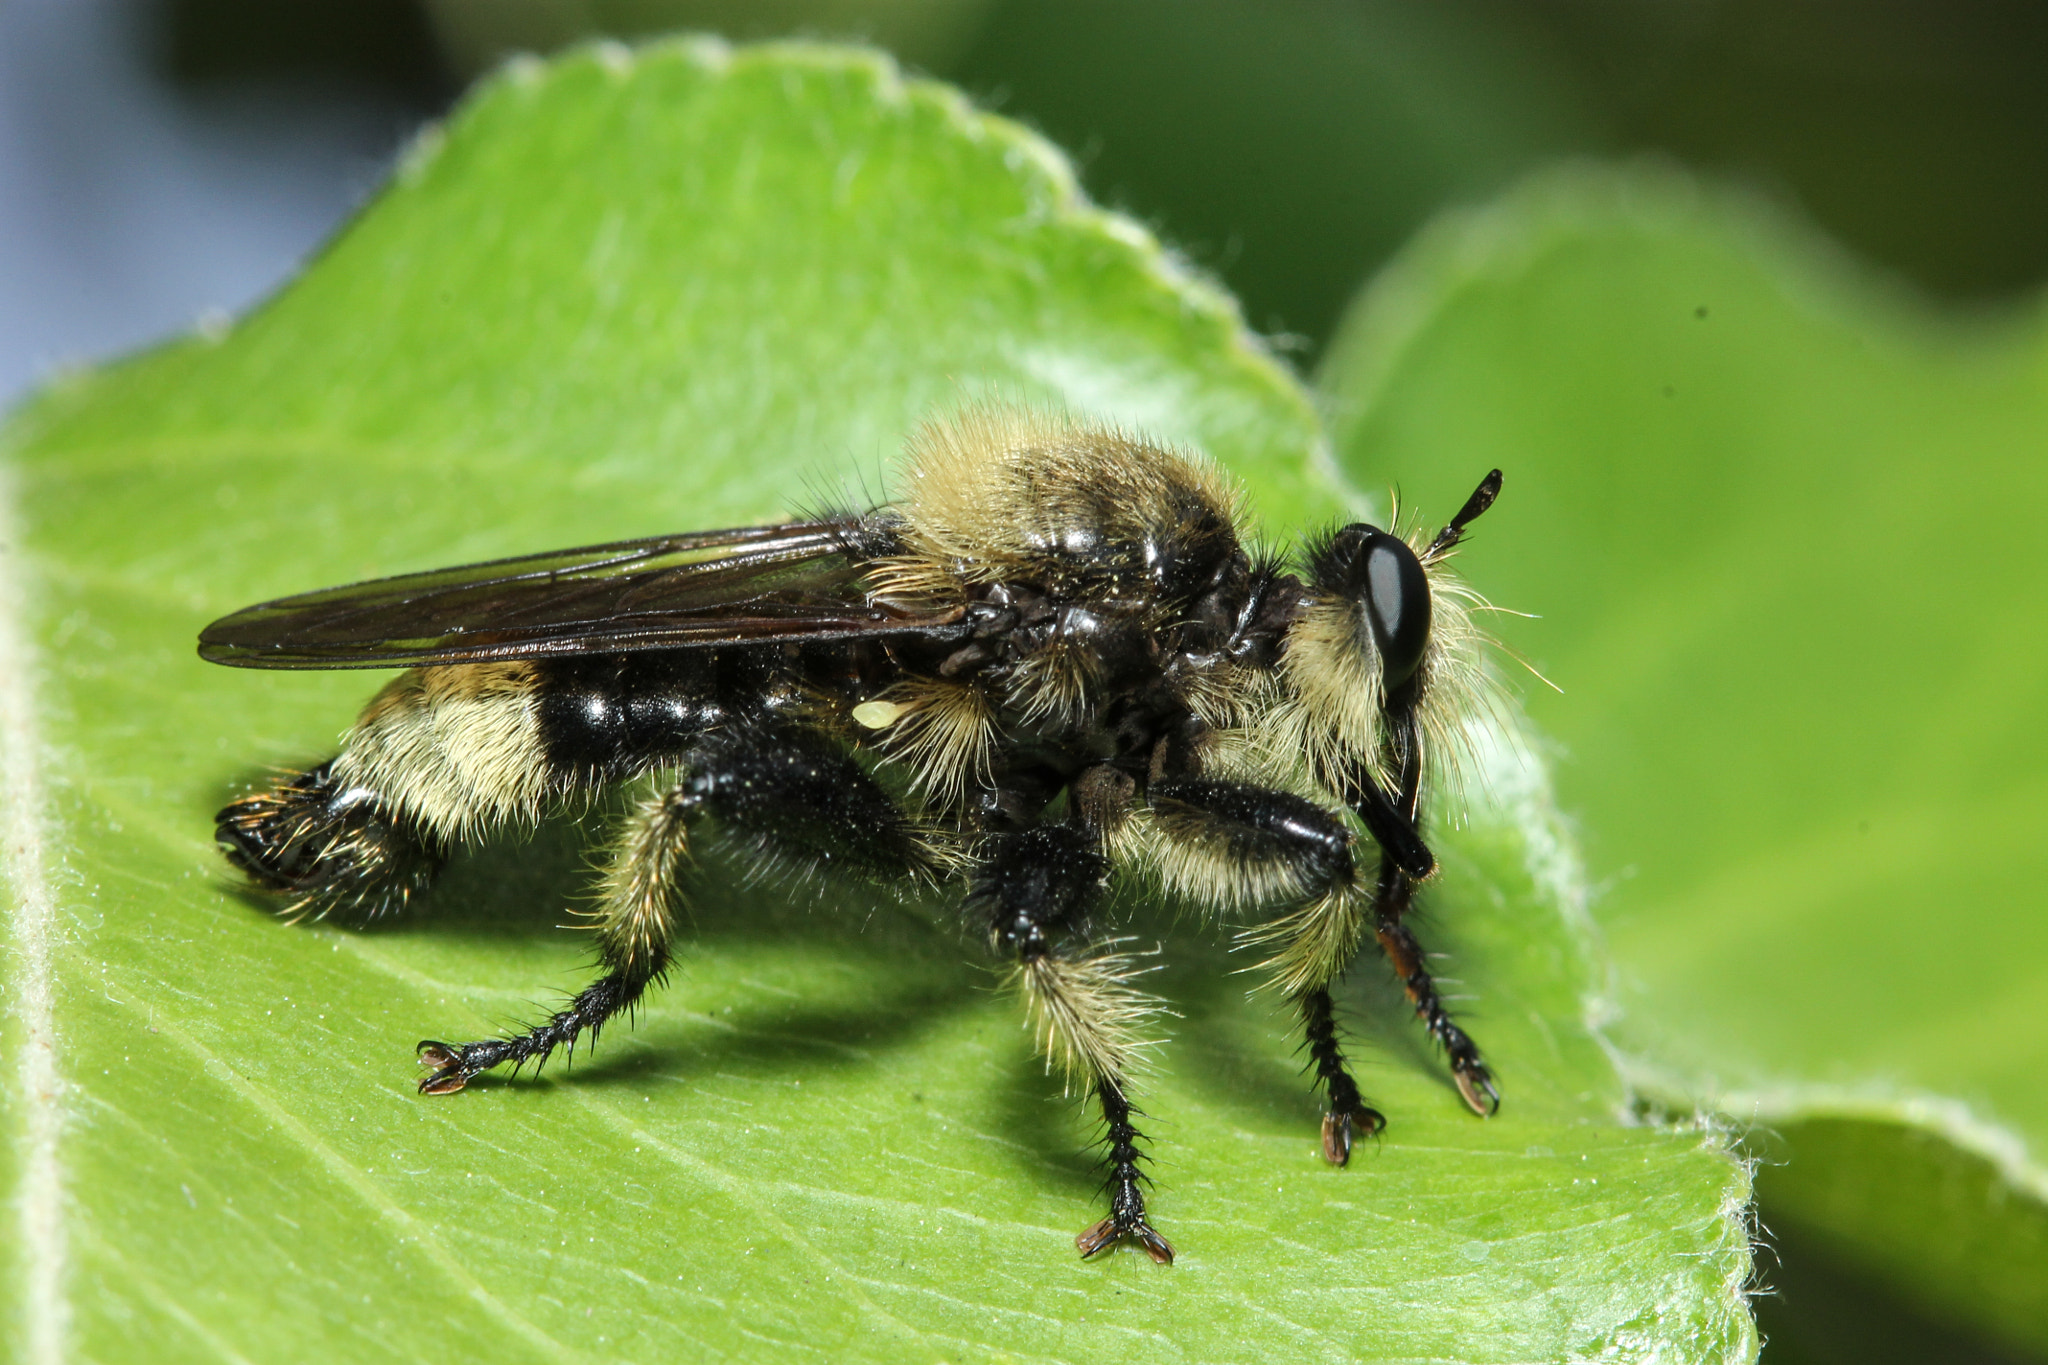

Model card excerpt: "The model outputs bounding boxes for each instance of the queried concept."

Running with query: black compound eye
[1358,529,1430,690]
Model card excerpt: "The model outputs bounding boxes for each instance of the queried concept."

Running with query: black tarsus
[418,962,662,1094]
[1075,1078,1174,1265]
[1300,986,1385,1166]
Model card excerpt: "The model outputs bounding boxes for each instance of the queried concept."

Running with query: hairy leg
[1146,778,1392,1163]
[980,818,1173,1264]
[417,780,695,1092]
[217,759,445,924]
[418,723,938,1093]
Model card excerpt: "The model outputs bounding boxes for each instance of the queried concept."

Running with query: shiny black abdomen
[533,645,852,778]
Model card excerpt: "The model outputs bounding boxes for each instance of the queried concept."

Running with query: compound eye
[1360,530,1430,690]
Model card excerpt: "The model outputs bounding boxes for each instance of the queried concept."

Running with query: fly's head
[1282,471,1504,817]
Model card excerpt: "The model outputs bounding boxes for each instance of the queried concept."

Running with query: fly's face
[1318,521,1435,695]
[1283,471,1503,825]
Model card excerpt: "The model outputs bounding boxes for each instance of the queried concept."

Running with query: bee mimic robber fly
[201,407,1507,1264]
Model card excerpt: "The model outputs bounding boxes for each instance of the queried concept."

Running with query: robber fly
[201,406,1506,1263]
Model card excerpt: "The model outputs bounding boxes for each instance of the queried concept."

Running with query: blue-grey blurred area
[0,0,446,405]
[8,0,2048,407]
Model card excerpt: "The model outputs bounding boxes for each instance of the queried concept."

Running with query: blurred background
[9,0,2048,403]
[4,2,2044,1359]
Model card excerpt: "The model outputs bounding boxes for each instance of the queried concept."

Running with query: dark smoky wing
[199,519,961,668]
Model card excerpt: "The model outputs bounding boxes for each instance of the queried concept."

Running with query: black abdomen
[532,643,886,780]
[534,652,732,778]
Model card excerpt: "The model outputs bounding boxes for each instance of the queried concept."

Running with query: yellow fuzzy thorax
[853,405,1256,797]
[895,405,1244,586]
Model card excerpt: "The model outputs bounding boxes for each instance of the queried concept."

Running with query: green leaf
[1318,166,2048,1356]
[2,44,1750,1362]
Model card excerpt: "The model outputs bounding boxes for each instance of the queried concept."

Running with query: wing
[198,519,965,669]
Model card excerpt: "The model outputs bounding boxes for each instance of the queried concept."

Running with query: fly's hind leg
[980,805,1174,1265]
[417,779,696,1093]
[417,722,941,1094]
[217,759,446,924]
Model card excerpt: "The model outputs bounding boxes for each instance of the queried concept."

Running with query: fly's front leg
[1353,716,1500,1119]
[1370,862,1498,1116]
[978,816,1174,1265]
[418,722,940,1094]
[1147,779,1385,1164]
